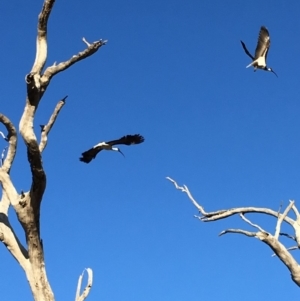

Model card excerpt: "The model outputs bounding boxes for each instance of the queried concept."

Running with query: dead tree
[0,1,106,300]
[167,177,300,287]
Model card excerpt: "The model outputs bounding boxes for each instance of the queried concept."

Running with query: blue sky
[1,0,300,300]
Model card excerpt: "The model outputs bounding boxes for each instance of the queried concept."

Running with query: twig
[275,201,295,239]
[272,246,299,257]
[277,202,282,215]
[240,213,267,233]
[82,37,91,47]
[219,229,257,237]
[166,176,207,214]
[75,268,93,301]
[280,233,296,241]
[39,96,67,152]
[292,204,300,219]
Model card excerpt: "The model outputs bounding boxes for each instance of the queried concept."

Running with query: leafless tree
[0,1,106,300]
[167,177,300,287]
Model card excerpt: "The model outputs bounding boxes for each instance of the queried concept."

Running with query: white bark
[1,0,106,299]
[167,177,300,287]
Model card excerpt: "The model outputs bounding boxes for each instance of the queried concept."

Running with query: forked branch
[167,177,300,287]
[31,0,55,76]
[75,268,93,301]
[166,177,294,225]
[41,38,107,86]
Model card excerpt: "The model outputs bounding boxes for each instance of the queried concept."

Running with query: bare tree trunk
[0,1,106,300]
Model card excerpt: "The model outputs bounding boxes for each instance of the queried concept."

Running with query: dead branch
[166,177,295,226]
[39,96,67,152]
[0,114,17,174]
[168,176,300,287]
[32,0,55,75]
[219,229,257,237]
[41,38,107,86]
[75,268,93,301]
[292,204,300,218]
[275,201,295,239]
[240,213,267,233]
[280,232,296,241]
[0,209,29,270]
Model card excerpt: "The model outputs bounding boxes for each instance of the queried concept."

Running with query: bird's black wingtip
[79,157,90,164]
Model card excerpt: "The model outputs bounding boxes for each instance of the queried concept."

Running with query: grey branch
[219,229,257,237]
[292,204,300,219]
[41,38,107,86]
[0,208,29,270]
[31,0,55,75]
[240,213,267,233]
[0,114,17,173]
[168,176,300,287]
[75,268,93,301]
[275,201,295,239]
[166,177,295,226]
[39,96,67,152]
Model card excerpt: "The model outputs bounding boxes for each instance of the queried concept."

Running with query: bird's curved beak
[118,149,125,157]
[271,69,278,77]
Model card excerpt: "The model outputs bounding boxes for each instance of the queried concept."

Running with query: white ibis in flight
[241,26,277,77]
[79,134,144,163]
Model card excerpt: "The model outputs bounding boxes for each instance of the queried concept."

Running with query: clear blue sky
[1,0,300,300]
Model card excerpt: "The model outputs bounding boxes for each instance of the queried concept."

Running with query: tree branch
[39,96,67,152]
[0,210,29,271]
[168,176,300,287]
[31,0,55,76]
[219,228,257,237]
[240,213,267,233]
[41,38,107,87]
[275,201,295,239]
[75,268,93,301]
[166,177,295,226]
[0,114,17,174]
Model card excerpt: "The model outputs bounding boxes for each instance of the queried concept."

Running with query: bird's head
[266,67,278,77]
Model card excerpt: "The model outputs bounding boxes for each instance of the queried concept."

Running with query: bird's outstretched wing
[240,41,254,60]
[255,26,270,59]
[107,134,145,146]
[79,147,102,163]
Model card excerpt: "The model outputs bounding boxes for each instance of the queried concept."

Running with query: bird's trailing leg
[246,61,255,68]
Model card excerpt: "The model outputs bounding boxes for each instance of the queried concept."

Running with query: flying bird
[79,134,144,163]
[240,26,277,77]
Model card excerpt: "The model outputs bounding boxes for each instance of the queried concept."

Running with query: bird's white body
[94,142,112,150]
[246,56,266,69]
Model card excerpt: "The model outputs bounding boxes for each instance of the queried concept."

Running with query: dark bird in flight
[240,26,277,77]
[79,134,145,163]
